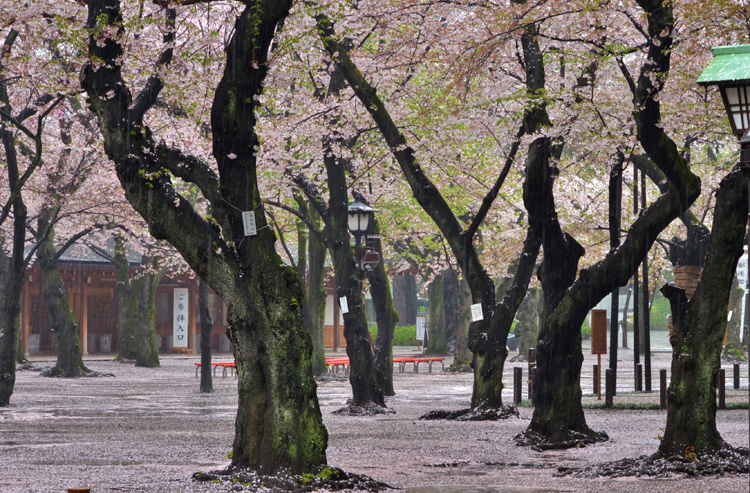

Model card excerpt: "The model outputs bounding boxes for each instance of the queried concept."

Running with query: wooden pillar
[21,276,31,356]
[80,275,89,356]
[188,280,198,354]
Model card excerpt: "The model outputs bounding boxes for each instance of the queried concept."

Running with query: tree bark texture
[199,279,213,393]
[443,268,461,345]
[0,56,27,403]
[514,288,541,358]
[368,215,398,396]
[37,210,90,377]
[81,0,327,473]
[659,164,750,457]
[427,272,448,355]
[114,236,137,361]
[133,259,162,368]
[319,142,384,409]
[452,275,473,367]
[524,0,700,445]
[305,223,328,376]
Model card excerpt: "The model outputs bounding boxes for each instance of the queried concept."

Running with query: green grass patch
[368,324,418,346]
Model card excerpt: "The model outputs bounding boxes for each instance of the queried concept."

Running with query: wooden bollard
[718,368,726,409]
[68,489,91,493]
[734,363,740,390]
[529,367,536,406]
[594,365,602,400]
[636,363,643,392]
[513,367,522,404]
[605,368,614,408]
[659,369,667,409]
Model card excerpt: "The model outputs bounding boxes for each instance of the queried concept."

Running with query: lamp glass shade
[348,211,369,235]
[721,85,750,136]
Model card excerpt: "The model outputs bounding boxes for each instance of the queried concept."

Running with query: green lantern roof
[698,45,750,86]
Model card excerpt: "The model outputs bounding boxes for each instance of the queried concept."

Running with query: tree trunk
[321,141,385,410]
[114,235,137,360]
[515,288,541,358]
[444,268,460,346]
[81,0,327,473]
[369,216,398,396]
[36,210,90,377]
[659,164,750,457]
[427,272,448,355]
[452,275,473,367]
[199,279,213,393]
[133,259,162,368]
[392,274,417,326]
[296,197,327,376]
[0,124,27,405]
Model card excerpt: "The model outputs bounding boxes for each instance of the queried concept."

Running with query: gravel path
[0,349,747,492]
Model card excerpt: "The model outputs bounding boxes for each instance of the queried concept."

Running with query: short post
[718,368,726,409]
[659,369,667,409]
[734,363,740,390]
[513,367,522,405]
[529,367,536,406]
[594,365,602,400]
[605,368,614,408]
[636,363,643,392]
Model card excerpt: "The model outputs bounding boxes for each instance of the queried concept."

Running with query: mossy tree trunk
[366,206,398,396]
[81,0,327,473]
[199,279,213,393]
[295,196,328,376]
[133,257,162,368]
[659,164,750,457]
[427,272,447,355]
[36,208,91,377]
[522,0,701,447]
[114,239,162,368]
[114,235,137,360]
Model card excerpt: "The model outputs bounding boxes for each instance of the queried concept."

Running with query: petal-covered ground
[0,345,747,492]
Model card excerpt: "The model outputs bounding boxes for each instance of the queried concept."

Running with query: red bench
[194,362,236,378]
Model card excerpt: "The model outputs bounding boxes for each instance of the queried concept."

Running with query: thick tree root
[192,465,392,491]
[514,428,608,450]
[556,447,749,478]
[40,366,114,378]
[419,406,519,421]
[444,362,473,373]
[333,402,394,416]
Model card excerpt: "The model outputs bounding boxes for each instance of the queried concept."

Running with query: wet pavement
[0,346,747,492]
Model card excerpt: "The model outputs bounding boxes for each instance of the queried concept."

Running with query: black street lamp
[699,44,750,344]
[347,201,380,278]
[698,44,750,163]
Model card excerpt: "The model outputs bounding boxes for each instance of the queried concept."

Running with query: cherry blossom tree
[79,0,327,473]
